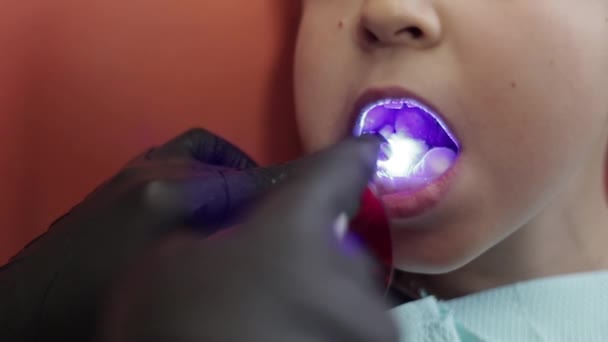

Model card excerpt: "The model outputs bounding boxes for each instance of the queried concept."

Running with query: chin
[389,220,497,275]
[393,256,474,275]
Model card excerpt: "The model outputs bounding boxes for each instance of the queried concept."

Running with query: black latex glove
[0,128,297,341]
[101,136,399,342]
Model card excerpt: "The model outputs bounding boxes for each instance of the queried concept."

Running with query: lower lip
[379,160,458,220]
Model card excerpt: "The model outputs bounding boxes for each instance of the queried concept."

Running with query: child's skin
[295,0,608,298]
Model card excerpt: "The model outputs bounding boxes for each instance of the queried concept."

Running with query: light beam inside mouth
[354,98,460,194]
[377,134,427,178]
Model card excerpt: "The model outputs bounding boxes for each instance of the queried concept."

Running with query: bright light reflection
[377,134,427,178]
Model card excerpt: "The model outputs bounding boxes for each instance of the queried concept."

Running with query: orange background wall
[0,1,302,263]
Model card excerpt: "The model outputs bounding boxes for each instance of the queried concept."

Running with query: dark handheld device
[349,187,394,289]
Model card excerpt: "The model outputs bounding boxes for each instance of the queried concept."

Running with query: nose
[360,0,442,49]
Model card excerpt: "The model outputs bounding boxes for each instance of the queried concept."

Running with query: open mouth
[353,98,460,195]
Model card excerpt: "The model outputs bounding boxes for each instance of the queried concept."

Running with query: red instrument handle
[349,187,393,288]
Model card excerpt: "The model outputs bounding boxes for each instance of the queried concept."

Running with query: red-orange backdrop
[0,1,302,263]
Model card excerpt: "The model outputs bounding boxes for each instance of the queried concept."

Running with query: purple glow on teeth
[377,135,427,177]
[354,98,460,194]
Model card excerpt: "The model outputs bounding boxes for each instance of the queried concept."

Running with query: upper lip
[350,86,458,143]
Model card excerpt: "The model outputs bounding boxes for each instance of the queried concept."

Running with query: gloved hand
[0,128,297,341]
[101,136,399,342]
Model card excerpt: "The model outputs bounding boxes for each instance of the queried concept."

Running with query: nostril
[399,26,424,39]
[361,24,426,45]
[363,28,380,43]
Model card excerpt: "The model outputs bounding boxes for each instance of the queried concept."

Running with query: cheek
[453,5,608,216]
[605,148,608,198]
[393,4,608,271]
[294,47,344,153]
[294,8,359,153]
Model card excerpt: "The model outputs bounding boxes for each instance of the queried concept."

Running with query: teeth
[394,110,426,137]
[394,115,408,135]
[383,101,404,110]
[378,133,428,178]
[374,145,456,195]
[379,125,394,139]
[379,143,393,160]
[412,147,456,179]
[359,106,387,133]
[357,98,460,196]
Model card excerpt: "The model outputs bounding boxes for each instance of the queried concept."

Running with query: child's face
[295,0,608,273]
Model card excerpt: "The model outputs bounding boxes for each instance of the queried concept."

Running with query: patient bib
[390,271,608,341]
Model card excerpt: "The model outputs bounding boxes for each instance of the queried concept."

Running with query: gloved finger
[139,136,380,233]
[333,232,388,286]
[318,275,399,342]
[146,128,258,169]
[202,161,296,227]
[138,162,294,230]
[142,135,381,231]
[247,135,382,243]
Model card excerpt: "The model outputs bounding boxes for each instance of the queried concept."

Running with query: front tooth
[359,106,388,133]
[395,114,409,135]
[427,148,456,175]
[379,125,394,139]
[384,101,404,110]
[395,110,425,136]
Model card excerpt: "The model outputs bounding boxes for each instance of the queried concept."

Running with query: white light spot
[378,134,427,178]
[333,212,349,241]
